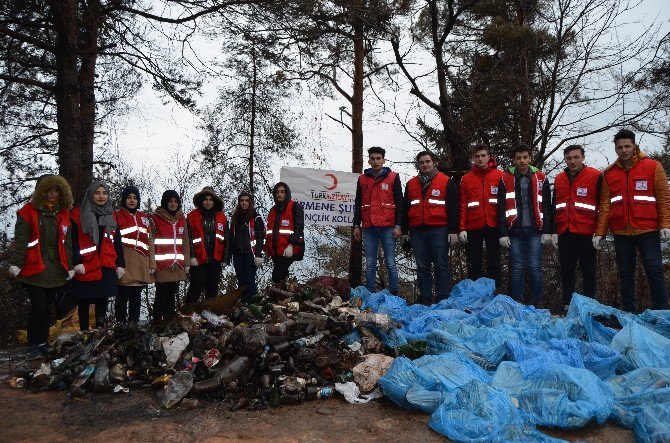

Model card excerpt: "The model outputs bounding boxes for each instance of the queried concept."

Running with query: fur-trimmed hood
[31,175,73,210]
[193,187,224,212]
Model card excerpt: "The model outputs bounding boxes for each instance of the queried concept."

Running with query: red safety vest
[459,166,503,231]
[359,171,397,228]
[554,166,601,235]
[115,209,151,257]
[71,207,117,282]
[605,157,660,232]
[503,169,546,229]
[16,202,70,277]
[406,172,450,228]
[265,200,302,256]
[187,209,227,264]
[151,213,186,270]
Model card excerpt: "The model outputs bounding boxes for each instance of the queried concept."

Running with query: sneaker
[37,342,54,356]
[26,345,41,360]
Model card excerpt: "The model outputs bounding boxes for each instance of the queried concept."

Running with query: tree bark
[249,44,257,194]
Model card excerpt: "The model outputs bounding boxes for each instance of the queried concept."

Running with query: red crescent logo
[324,173,338,190]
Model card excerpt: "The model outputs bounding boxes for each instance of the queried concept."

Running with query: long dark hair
[231,192,256,229]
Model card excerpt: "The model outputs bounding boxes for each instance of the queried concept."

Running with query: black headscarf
[121,185,141,212]
[160,190,181,216]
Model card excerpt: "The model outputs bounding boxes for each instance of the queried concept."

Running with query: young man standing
[498,145,552,304]
[458,144,504,287]
[552,145,602,312]
[594,129,670,313]
[353,146,403,295]
[402,151,459,305]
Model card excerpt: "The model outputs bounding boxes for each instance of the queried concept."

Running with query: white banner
[280,166,359,226]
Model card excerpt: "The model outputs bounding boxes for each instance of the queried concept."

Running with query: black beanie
[121,185,141,210]
[161,190,181,211]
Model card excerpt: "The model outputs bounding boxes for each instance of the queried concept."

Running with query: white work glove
[499,237,511,248]
[448,233,459,244]
[661,228,670,240]
[67,269,75,281]
[592,235,602,250]
[74,264,85,275]
[551,234,559,249]
[541,234,552,245]
[283,244,293,258]
[458,231,467,244]
[185,266,190,273]
[116,267,125,279]
[254,256,263,267]
[8,265,21,278]
[149,268,156,275]
[190,257,198,267]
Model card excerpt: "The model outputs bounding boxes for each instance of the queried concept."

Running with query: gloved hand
[190,257,198,267]
[254,256,263,267]
[67,269,75,281]
[551,233,559,249]
[8,265,21,278]
[499,237,511,248]
[74,264,85,275]
[458,231,467,243]
[661,228,670,240]
[283,244,293,258]
[149,268,156,275]
[592,235,602,250]
[448,233,459,244]
[393,226,402,239]
[116,267,125,279]
[541,234,552,245]
[185,266,190,273]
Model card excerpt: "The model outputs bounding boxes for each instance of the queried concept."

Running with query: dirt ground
[0,348,634,442]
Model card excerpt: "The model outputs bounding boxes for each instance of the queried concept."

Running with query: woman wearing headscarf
[9,175,74,359]
[150,190,190,321]
[265,182,304,285]
[114,185,155,324]
[70,180,124,331]
[229,192,265,304]
[185,187,228,304]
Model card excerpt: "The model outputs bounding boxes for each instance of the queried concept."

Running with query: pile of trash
[350,278,670,443]
[8,277,397,410]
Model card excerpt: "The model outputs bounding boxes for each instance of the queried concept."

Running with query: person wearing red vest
[265,182,304,284]
[185,187,229,304]
[70,180,125,331]
[497,145,552,305]
[9,175,74,359]
[458,144,504,287]
[401,150,459,305]
[353,146,403,295]
[114,185,155,323]
[150,190,191,321]
[594,129,670,313]
[230,192,266,303]
[551,145,602,312]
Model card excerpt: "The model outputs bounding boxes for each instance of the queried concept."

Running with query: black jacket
[229,213,265,258]
[497,167,553,237]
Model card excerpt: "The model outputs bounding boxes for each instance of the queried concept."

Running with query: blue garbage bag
[638,309,670,339]
[492,361,613,428]
[440,278,496,312]
[566,294,636,345]
[633,403,670,443]
[478,294,551,326]
[375,326,408,348]
[428,379,564,442]
[405,309,478,334]
[378,357,430,409]
[611,321,670,373]
[607,368,670,398]
[610,387,670,429]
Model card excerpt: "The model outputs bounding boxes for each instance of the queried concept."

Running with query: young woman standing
[229,192,265,303]
[114,185,155,323]
[265,182,304,285]
[10,175,74,358]
[70,181,124,331]
[150,190,190,321]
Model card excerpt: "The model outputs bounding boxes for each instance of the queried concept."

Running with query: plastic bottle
[193,356,250,393]
[293,333,325,348]
[307,386,334,400]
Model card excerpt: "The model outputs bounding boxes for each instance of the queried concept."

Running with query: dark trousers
[272,256,294,283]
[613,231,669,313]
[154,282,180,321]
[465,226,501,286]
[23,284,61,345]
[185,261,222,304]
[78,298,107,330]
[115,285,143,323]
[233,252,258,304]
[558,231,596,305]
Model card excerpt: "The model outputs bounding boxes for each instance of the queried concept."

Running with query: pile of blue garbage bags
[347,279,670,442]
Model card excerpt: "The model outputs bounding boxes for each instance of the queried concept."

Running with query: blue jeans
[509,231,543,302]
[410,226,451,304]
[362,226,399,294]
[233,251,258,304]
[613,232,669,313]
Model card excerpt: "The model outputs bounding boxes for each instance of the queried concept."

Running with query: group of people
[10,180,304,359]
[355,129,670,314]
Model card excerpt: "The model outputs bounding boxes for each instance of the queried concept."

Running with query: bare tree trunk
[249,44,257,194]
